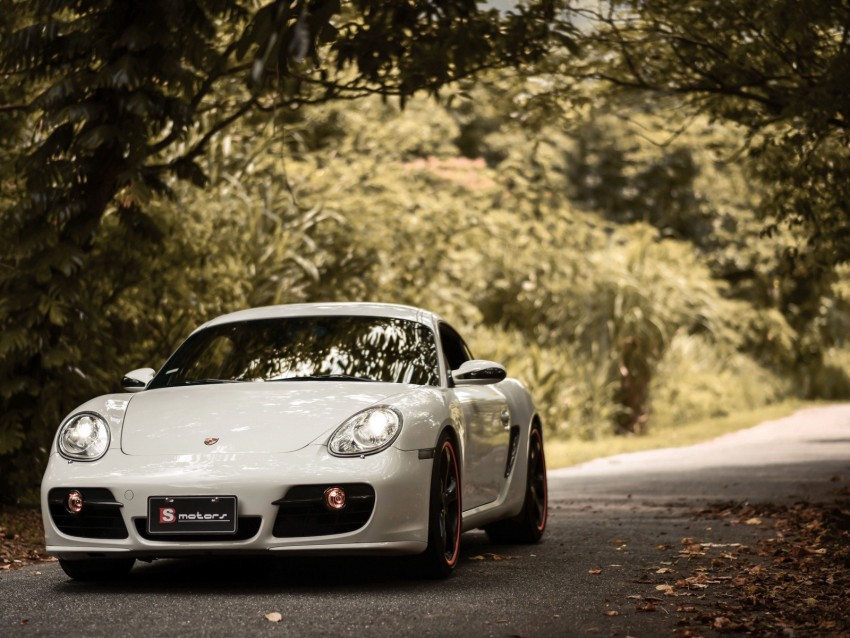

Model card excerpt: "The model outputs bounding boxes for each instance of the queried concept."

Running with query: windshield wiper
[268,375,375,383]
[180,379,244,386]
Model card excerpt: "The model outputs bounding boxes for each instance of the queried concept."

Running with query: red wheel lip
[442,439,462,567]
[530,428,547,533]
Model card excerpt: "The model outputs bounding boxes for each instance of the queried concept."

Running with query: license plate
[147,496,237,535]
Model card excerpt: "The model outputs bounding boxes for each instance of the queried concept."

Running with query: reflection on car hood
[120,381,414,455]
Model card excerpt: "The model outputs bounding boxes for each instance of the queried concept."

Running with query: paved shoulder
[549,404,850,505]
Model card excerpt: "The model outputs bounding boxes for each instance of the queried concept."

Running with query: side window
[439,324,473,371]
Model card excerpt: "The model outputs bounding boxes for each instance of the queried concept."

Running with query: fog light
[323,486,346,510]
[66,490,84,514]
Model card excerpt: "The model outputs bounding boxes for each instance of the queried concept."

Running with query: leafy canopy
[0,0,564,497]
[562,0,850,265]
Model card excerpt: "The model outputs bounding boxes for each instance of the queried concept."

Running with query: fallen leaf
[703,543,742,548]
[744,517,763,526]
[604,610,619,617]
[469,552,520,561]
[588,568,602,575]
[713,617,731,630]
[264,612,283,623]
[636,603,656,612]
[676,577,708,589]
[656,567,674,574]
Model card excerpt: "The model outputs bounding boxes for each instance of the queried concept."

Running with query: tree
[0,0,566,499]
[563,0,850,265]
[524,0,850,399]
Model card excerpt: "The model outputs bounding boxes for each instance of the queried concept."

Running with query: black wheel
[416,432,462,579]
[485,426,547,544]
[58,557,135,581]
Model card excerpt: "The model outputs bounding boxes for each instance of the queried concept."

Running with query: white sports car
[41,303,547,579]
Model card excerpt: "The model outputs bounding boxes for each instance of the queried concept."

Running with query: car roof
[194,302,443,333]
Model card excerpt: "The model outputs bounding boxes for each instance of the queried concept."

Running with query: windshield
[149,315,439,388]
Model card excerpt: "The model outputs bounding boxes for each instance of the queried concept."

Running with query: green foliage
[240,0,561,98]
[0,1,566,500]
[650,331,787,428]
[246,94,839,440]
[564,0,850,265]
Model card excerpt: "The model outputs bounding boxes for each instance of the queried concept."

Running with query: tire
[485,425,547,544]
[415,432,462,579]
[58,557,135,581]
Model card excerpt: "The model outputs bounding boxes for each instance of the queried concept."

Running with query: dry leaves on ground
[655,497,850,636]
[0,508,55,570]
[468,553,521,561]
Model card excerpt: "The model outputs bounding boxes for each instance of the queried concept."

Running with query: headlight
[57,412,110,461]
[329,407,402,456]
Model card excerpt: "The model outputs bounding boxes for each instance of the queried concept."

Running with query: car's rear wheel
[485,425,547,544]
[416,432,462,579]
[58,557,135,581]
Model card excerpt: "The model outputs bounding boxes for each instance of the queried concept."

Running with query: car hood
[120,381,414,456]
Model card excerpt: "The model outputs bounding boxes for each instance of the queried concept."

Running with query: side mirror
[122,368,155,392]
[451,360,507,386]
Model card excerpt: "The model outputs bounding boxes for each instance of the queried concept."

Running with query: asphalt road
[2,405,849,637]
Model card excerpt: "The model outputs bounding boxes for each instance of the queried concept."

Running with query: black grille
[47,488,129,539]
[272,484,375,538]
[133,516,262,541]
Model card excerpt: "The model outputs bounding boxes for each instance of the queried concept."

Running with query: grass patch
[545,399,813,470]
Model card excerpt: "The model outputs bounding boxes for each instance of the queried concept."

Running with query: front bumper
[41,445,431,559]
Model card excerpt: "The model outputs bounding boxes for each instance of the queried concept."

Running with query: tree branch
[145,98,257,174]
[0,102,30,113]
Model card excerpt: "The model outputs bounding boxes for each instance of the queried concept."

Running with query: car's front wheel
[58,557,135,581]
[416,432,462,579]
[485,425,547,544]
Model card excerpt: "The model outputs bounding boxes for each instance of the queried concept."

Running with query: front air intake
[47,488,129,539]
[272,483,375,537]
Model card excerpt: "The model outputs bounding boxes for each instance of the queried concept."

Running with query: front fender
[390,387,453,452]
